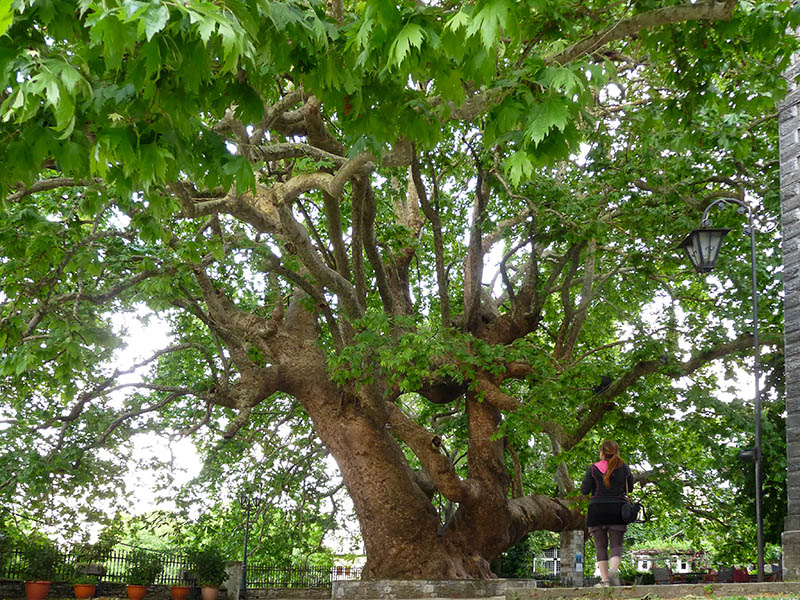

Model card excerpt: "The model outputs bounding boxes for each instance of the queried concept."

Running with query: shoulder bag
[621,477,644,523]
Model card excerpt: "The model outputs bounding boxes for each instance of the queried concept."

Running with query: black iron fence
[1,548,192,586]
[247,564,361,588]
[0,546,361,589]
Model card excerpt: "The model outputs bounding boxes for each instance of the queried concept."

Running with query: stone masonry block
[784,215,800,240]
[785,252,800,275]
[784,530,800,580]
[783,204,800,226]
[786,86,800,107]
[784,366,800,388]
[786,321,800,342]
[782,169,800,189]
[787,328,800,349]
[787,304,800,328]
[785,405,800,426]
[781,103,800,122]
[782,137,797,154]
[786,343,800,365]
[788,271,800,294]
[780,118,799,137]
[785,193,800,210]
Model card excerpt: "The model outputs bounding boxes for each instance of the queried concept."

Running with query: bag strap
[625,468,632,500]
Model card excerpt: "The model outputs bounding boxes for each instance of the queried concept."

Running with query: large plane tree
[0,0,795,579]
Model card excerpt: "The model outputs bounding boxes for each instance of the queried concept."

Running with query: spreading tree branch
[464,167,489,331]
[413,151,450,327]
[548,1,737,65]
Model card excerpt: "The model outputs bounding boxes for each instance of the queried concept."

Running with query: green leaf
[141,3,170,41]
[465,0,509,50]
[263,2,303,29]
[541,66,583,94]
[3,88,24,120]
[88,14,133,70]
[505,150,533,185]
[188,9,216,44]
[31,69,60,106]
[388,22,425,67]
[445,10,470,32]
[524,97,570,145]
[0,1,13,36]
[57,61,84,94]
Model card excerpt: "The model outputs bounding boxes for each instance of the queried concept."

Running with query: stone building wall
[780,51,800,581]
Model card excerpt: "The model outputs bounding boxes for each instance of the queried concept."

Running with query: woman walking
[580,440,634,587]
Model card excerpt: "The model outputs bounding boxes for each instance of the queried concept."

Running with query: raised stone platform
[332,580,536,599]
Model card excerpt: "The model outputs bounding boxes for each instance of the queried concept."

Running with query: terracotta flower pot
[25,581,51,600]
[74,584,96,599]
[170,585,191,600]
[127,584,148,600]
[200,586,219,600]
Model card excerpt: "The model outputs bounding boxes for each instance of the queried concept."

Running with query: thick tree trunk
[289,375,475,576]
[280,347,584,579]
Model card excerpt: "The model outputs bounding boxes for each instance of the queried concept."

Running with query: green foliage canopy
[0,0,796,576]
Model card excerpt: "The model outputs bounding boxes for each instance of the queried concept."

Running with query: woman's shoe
[608,574,621,586]
[593,581,610,588]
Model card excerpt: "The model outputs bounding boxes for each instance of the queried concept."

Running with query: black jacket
[580,461,634,504]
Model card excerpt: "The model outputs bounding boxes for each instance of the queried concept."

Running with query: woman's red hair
[601,440,622,488]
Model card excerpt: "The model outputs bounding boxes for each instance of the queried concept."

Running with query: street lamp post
[237,489,263,598]
[678,197,764,582]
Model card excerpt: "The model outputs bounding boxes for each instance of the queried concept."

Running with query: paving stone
[506,581,800,600]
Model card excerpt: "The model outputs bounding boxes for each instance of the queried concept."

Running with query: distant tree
[0,0,795,579]
[497,535,535,578]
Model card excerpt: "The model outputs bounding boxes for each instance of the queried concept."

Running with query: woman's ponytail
[601,440,623,488]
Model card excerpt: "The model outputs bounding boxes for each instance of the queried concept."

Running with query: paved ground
[323,582,800,600]
[505,581,800,599]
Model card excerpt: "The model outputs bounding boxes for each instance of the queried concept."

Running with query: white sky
[110,311,202,517]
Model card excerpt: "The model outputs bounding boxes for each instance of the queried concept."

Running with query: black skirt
[587,501,625,527]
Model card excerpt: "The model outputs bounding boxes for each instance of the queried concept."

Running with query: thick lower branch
[386,403,470,502]
[507,495,586,545]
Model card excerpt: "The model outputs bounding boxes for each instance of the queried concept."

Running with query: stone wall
[0,580,178,600]
[240,589,329,600]
[1,579,542,600]
[331,579,539,599]
[780,49,800,582]
[0,579,328,600]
